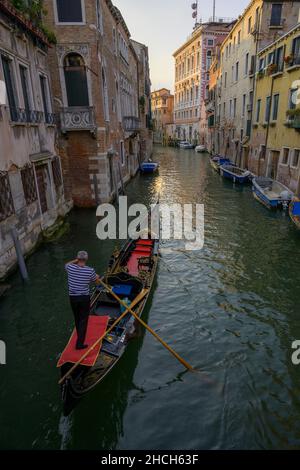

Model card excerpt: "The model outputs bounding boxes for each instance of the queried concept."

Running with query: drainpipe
[11,228,29,282]
[259,76,275,177]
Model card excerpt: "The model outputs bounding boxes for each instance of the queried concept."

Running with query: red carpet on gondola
[57,316,109,368]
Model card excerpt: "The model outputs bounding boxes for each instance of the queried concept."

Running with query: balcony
[123,116,141,132]
[60,107,96,134]
[291,116,300,130]
[9,107,43,124]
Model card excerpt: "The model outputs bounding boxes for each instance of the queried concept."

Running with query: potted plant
[284,54,294,67]
[267,63,278,75]
[257,70,265,79]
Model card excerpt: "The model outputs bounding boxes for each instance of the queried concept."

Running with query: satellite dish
[192,11,197,18]
[191,3,197,10]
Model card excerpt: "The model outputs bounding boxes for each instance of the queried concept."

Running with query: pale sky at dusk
[114,0,250,92]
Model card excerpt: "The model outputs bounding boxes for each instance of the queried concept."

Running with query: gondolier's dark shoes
[76,344,88,350]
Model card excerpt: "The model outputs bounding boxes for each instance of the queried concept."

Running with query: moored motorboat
[140,161,159,174]
[195,145,206,153]
[252,177,293,210]
[289,197,300,229]
[220,164,251,184]
[179,141,194,149]
[210,155,231,173]
[58,235,159,416]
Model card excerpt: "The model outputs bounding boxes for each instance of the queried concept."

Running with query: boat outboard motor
[280,190,292,210]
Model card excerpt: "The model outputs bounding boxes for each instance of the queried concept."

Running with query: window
[288,88,297,110]
[64,53,89,107]
[19,65,31,118]
[270,3,282,27]
[96,0,103,33]
[56,0,84,23]
[245,53,249,75]
[282,147,290,165]
[120,141,125,166]
[235,62,239,81]
[255,7,260,29]
[233,98,237,118]
[1,55,17,121]
[207,39,214,46]
[248,16,252,34]
[51,157,63,188]
[272,94,279,121]
[274,46,284,72]
[260,145,266,160]
[0,173,14,221]
[268,52,275,65]
[238,30,241,45]
[242,94,246,116]
[102,67,109,121]
[292,149,300,168]
[229,99,232,117]
[206,50,212,71]
[265,96,271,122]
[21,166,38,205]
[40,75,53,123]
[224,71,227,88]
[259,57,265,72]
[256,99,261,122]
[292,36,300,66]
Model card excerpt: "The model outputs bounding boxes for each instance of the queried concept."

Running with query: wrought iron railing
[9,107,44,124]
[60,107,96,133]
[123,116,141,132]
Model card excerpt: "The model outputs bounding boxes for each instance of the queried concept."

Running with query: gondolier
[65,251,99,350]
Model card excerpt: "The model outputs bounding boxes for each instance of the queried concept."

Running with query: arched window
[64,53,89,107]
[102,67,109,121]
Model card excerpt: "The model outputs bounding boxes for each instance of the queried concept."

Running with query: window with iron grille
[0,173,14,221]
[51,157,62,188]
[21,166,38,205]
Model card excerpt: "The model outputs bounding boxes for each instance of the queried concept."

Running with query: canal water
[1,146,300,450]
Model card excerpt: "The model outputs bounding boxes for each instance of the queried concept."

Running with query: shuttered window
[56,0,83,23]
[21,166,38,205]
[270,4,282,27]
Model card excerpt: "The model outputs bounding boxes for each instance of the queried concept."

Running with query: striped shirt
[65,263,97,296]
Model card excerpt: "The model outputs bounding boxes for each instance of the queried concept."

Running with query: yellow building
[250,23,300,194]
[151,88,174,143]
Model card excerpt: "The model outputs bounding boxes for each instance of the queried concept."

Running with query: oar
[98,278,194,372]
[59,288,149,385]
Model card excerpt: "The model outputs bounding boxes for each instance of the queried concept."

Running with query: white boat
[252,177,293,210]
[195,145,206,153]
[179,141,194,149]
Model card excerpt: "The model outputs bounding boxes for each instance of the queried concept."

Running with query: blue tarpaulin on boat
[292,202,300,216]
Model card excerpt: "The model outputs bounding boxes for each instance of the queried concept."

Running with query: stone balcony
[60,106,96,135]
[123,116,141,132]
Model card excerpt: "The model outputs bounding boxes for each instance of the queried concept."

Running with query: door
[36,166,48,214]
[271,150,280,179]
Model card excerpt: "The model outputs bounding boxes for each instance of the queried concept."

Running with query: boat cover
[292,202,300,216]
[57,315,109,368]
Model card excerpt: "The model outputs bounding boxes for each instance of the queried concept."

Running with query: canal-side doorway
[266,150,280,179]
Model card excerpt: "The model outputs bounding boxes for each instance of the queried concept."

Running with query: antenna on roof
[213,0,216,22]
[191,1,198,26]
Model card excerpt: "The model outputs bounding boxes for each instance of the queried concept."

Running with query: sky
[114,0,250,92]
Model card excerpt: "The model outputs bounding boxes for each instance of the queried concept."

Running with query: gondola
[58,234,159,416]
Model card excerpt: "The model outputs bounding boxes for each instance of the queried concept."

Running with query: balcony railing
[60,106,96,133]
[9,107,44,124]
[123,116,141,132]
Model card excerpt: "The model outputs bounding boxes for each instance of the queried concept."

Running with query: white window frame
[291,148,300,169]
[281,147,290,166]
[39,73,53,114]
[53,0,86,26]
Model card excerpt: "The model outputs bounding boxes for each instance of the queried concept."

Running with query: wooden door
[36,166,47,214]
[271,151,280,179]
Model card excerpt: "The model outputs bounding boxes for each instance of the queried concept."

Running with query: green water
[1,146,300,450]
